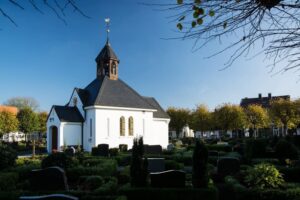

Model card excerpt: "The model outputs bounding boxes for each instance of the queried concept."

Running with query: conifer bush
[130,137,148,187]
[0,143,17,170]
[275,139,299,164]
[192,140,209,188]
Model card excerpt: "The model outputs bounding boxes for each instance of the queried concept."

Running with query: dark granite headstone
[20,194,78,200]
[150,170,186,188]
[217,157,240,178]
[144,145,162,154]
[147,158,165,173]
[29,167,69,191]
[64,147,75,157]
[119,144,128,152]
[97,144,109,157]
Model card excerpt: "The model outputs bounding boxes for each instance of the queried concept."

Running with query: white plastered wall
[83,109,96,151]
[86,106,154,150]
[150,118,170,148]
[46,108,60,152]
[62,122,82,146]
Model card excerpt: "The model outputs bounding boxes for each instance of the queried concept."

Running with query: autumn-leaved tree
[167,107,191,138]
[37,112,48,134]
[17,107,38,137]
[270,99,298,135]
[244,105,269,138]
[190,104,212,136]
[0,111,18,137]
[214,104,246,136]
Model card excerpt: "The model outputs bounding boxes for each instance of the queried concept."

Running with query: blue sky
[0,0,299,112]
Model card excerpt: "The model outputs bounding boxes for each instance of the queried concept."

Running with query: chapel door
[51,126,58,150]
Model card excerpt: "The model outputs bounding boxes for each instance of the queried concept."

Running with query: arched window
[112,63,117,74]
[120,116,125,136]
[128,116,134,136]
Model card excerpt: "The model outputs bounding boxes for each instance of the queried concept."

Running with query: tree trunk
[32,139,35,158]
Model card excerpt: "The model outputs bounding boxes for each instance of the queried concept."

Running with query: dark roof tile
[53,106,84,122]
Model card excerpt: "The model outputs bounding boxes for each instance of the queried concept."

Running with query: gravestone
[217,157,240,178]
[64,147,75,157]
[20,194,78,200]
[97,144,109,157]
[147,158,165,173]
[119,144,128,152]
[150,170,186,188]
[167,144,175,151]
[29,167,69,191]
[144,145,162,154]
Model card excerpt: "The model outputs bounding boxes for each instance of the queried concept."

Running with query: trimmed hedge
[244,138,268,160]
[66,160,117,183]
[277,166,300,183]
[0,172,18,191]
[165,160,184,170]
[120,187,218,200]
[207,144,232,152]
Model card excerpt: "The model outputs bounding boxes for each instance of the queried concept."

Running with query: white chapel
[46,32,170,152]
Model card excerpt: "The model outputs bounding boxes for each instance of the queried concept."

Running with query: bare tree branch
[0,0,90,27]
[157,0,300,75]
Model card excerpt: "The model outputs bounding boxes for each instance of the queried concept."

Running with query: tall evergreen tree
[192,140,209,188]
[130,137,148,187]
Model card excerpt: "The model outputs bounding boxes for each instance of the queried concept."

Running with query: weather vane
[105,18,110,42]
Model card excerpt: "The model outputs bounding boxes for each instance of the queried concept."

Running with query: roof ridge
[95,76,108,105]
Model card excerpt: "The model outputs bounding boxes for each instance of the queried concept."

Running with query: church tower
[95,41,119,80]
[95,18,119,80]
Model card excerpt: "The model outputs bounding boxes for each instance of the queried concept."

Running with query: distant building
[240,93,290,108]
[0,105,18,115]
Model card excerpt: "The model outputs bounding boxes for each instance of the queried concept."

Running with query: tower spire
[105,18,110,44]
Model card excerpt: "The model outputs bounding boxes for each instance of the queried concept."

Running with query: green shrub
[206,144,231,152]
[251,158,279,165]
[115,154,131,166]
[245,163,284,189]
[165,160,184,170]
[41,152,79,169]
[79,176,104,191]
[95,177,118,194]
[217,157,240,178]
[120,187,218,200]
[67,160,117,183]
[192,140,209,188]
[83,158,106,167]
[0,191,20,200]
[0,172,18,191]
[16,157,41,167]
[275,139,299,164]
[117,166,130,185]
[109,148,119,157]
[244,139,267,160]
[0,143,17,170]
